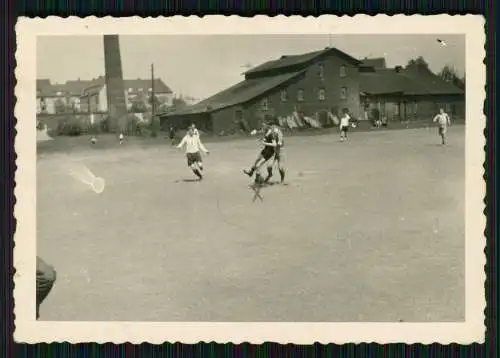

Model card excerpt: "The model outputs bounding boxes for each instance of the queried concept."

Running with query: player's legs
[439,127,445,145]
[264,157,275,183]
[276,150,286,183]
[244,150,271,177]
[187,153,203,179]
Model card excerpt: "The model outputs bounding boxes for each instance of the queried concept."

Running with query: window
[340,65,347,77]
[128,88,133,93]
[56,91,62,96]
[319,63,325,80]
[281,89,288,102]
[261,97,269,110]
[318,88,326,101]
[138,88,143,92]
[340,87,348,100]
[148,88,152,92]
[297,89,304,102]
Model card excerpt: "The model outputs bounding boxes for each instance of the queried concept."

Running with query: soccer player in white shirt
[433,108,451,145]
[339,109,351,141]
[177,127,209,180]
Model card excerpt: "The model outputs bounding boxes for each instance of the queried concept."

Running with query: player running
[177,126,209,180]
[433,108,451,145]
[243,122,278,184]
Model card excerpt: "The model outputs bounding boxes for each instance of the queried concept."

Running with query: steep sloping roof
[163,71,306,116]
[244,47,361,76]
[64,76,105,96]
[360,57,386,69]
[124,79,172,94]
[360,68,464,96]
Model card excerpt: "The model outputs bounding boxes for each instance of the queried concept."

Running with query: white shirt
[340,114,350,127]
[433,113,450,127]
[177,134,208,154]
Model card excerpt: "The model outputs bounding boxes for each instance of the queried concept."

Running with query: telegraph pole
[151,63,157,137]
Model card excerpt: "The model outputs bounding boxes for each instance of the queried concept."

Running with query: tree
[148,94,161,107]
[130,100,148,113]
[54,98,66,114]
[159,97,188,114]
[406,56,430,71]
[438,65,465,90]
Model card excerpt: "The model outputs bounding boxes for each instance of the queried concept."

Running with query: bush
[57,116,85,136]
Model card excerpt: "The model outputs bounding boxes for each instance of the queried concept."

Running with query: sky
[37,34,465,100]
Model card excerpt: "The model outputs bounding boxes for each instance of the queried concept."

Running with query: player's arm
[176,136,186,149]
[276,131,283,146]
[432,114,439,123]
[262,139,277,147]
[197,138,209,154]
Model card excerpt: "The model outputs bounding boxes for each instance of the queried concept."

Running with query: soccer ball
[250,129,257,136]
[90,137,97,144]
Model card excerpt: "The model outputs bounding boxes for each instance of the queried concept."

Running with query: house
[124,79,173,108]
[37,76,173,114]
[160,47,362,134]
[359,65,465,123]
[80,83,110,113]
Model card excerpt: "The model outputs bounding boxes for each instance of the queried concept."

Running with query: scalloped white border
[13,15,486,344]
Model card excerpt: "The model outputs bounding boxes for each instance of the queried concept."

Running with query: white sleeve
[198,138,208,153]
[176,136,186,148]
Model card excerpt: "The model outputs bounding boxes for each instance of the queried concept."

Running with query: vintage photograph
[15,16,485,344]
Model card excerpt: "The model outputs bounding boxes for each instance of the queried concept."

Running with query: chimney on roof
[395,65,403,73]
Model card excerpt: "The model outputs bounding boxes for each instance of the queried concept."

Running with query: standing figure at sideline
[339,108,351,141]
[36,256,57,320]
[264,122,286,184]
[433,108,451,145]
[243,122,277,184]
[177,127,209,180]
[169,125,176,145]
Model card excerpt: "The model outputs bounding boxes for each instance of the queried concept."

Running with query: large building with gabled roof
[160,47,362,134]
[161,46,464,134]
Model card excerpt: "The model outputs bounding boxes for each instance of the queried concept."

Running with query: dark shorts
[438,127,446,135]
[274,146,284,161]
[187,152,202,166]
[341,126,349,132]
[260,147,275,161]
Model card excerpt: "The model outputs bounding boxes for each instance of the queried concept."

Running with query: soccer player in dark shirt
[243,123,277,184]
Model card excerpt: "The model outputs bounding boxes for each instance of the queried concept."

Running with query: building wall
[240,53,361,129]
[38,97,58,114]
[362,94,465,122]
[211,106,240,134]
